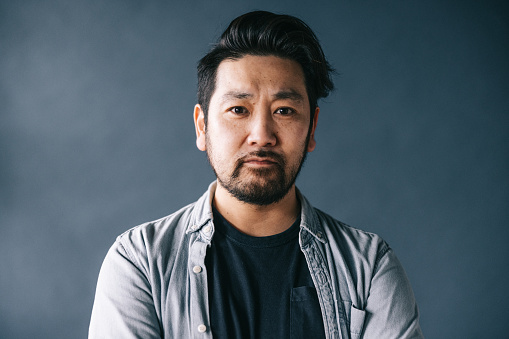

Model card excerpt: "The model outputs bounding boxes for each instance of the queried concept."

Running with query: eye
[229,106,249,115]
[274,107,295,115]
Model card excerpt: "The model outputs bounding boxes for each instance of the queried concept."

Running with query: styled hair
[197,10,335,124]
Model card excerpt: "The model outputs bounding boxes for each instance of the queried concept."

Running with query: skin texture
[194,55,319,236]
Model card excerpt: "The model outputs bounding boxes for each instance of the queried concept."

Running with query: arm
[89,241,162,339]
[361,248,424,338]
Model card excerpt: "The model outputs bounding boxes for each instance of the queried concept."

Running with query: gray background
[1,0,507,338]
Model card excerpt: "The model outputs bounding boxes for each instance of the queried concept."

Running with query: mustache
[238,150,285,165]
[232,150,285,178]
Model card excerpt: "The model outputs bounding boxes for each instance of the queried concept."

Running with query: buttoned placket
[188,222,214,338]
[300,228,345,339]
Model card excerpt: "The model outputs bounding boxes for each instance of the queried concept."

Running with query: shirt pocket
[349,305,366,339]
[290,286,326,339]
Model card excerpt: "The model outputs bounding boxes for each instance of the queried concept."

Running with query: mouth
[231,151,285,179]
[243,157,279,166]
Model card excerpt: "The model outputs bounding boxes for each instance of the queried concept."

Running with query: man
[89,11,423,339]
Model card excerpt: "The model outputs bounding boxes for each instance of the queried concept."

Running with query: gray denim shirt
[89,182,423,338]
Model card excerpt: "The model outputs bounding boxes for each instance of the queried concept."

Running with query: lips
[243,157,278,165]
[231,151,285,179]
[240,150,284,167]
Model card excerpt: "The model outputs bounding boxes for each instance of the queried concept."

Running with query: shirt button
[193,265,202,273]
[316,232,323,238]
[203,225,212,234]
[197,324,207,333]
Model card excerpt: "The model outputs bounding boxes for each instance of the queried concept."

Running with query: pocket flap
[350,305,366,336]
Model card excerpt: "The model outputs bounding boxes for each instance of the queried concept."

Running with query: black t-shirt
[205,207,325,338]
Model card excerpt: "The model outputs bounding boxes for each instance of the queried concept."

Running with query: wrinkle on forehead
[212,55,309,107]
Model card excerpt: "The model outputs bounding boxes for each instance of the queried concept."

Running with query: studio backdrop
[0,1,508,338]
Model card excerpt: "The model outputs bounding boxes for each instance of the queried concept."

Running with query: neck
[212,183,300,237]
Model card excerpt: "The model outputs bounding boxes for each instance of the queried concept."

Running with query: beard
[206,133,310,206]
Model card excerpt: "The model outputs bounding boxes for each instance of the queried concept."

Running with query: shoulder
[100,200,202,280]
[298,190,389,266]
[115,184,214,258]
[313,208,390,270]
[116,201,196,258]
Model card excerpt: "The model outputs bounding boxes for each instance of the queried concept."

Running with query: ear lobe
[307,107,320,152]
[194,104,207,151]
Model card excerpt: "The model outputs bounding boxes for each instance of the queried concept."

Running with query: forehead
[212,55,308,101]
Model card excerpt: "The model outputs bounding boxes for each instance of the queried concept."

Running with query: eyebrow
[220,90,305,103]
[221,91,253,102]
[273,90,304,103]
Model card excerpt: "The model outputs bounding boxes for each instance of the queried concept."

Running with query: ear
[307,107,320,152]
[194,104,206,151]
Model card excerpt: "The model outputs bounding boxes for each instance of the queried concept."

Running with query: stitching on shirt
[118,240,136,265]
[118,238,153,284]
[307,245,340,337]
[373,243,390,274]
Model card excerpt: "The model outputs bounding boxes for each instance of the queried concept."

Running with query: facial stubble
[205,127,311,206]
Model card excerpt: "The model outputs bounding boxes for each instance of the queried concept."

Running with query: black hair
[197,10,335,124]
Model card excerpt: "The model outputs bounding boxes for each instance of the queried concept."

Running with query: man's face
[194,55,319,205]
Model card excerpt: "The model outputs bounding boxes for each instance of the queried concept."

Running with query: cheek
[284,122,310,144]
[217,122,245,143]
[208,124,243,155]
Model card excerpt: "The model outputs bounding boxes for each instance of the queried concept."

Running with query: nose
[246,110,277,147]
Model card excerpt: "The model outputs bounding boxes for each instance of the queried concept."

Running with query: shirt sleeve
[361,247,424,338]
[89,239,162,339]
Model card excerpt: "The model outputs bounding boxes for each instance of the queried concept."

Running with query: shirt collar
[186,181,216,235]
[296,187,328,244]
[187,181,327,244]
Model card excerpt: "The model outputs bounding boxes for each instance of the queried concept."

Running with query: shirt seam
[373,243,390,275]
